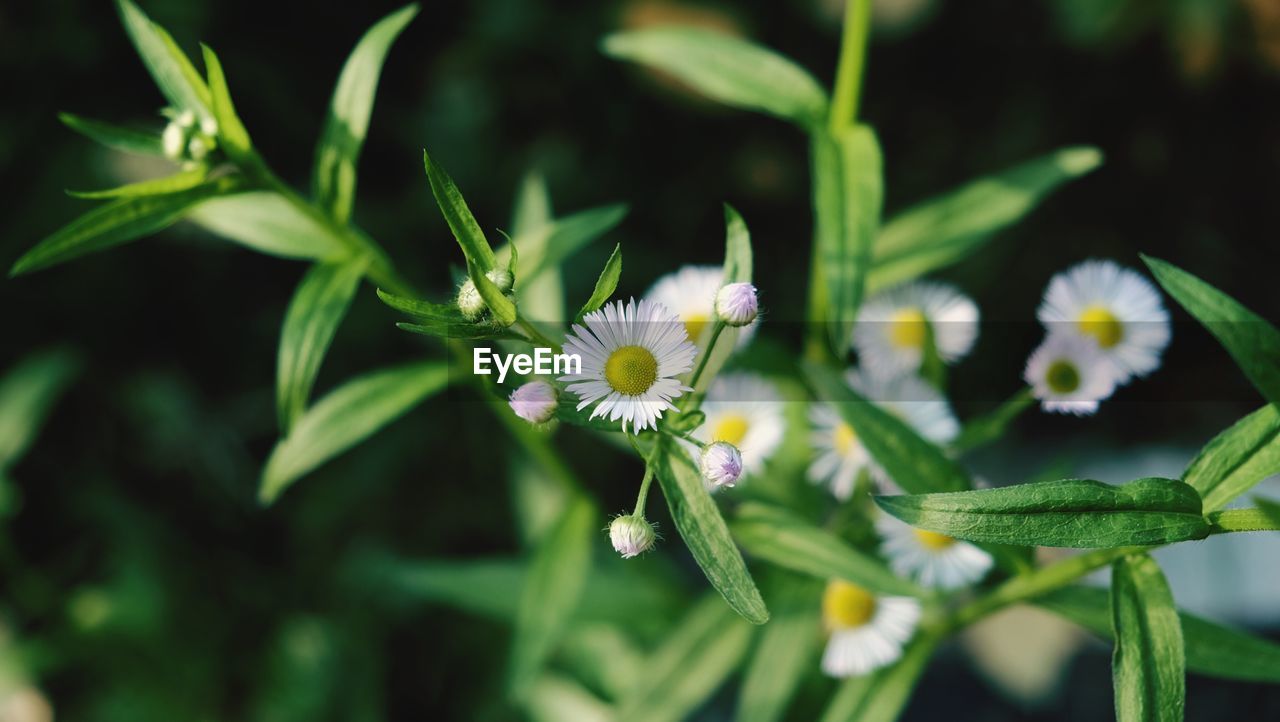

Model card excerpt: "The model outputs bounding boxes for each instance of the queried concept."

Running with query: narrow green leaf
[200,44,252,159]
[652,438,769,624]
[525,204,629,279]
[1183,404,1280,512]
[575,244,622,323]
[1038,585,1280,683]
[602,27,829,128]
[1144,255,1280,406]
[737,577,822,722]
[510,494,595,698]
[731,502,922,596]
[67,166,208,199]
[259,361,448,504]
[617,595,754,722]
[424,149,495,272]
[468,258,517,327]
[559,624,645,702]
[369,556,524,620]
[376,289,467,324]
[876,478,1211,548]
[1111,555,1185,722]
[394,322,522,342]
[0,350,80,470]
[508,171,564,325]
[512,171,553,235]
[868,146,1103,293]
[11,177,238,276]
[524,674,614,722]
[313,4,418,224]
[812,126,883,352]
[803,362,970,494]
[277,259,368,432]
[115,0,212,122]
[188,191,349,260]
[1258,496,1280,526]
[58,113,164,156]
[721,203,752,284]
[818,632,940,722]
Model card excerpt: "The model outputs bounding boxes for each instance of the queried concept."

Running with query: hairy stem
[1208,508,1280,534]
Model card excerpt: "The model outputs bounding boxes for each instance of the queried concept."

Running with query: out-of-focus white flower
[876,514,993,589]
[1024,332,1118,415]
[699,441,744,489]
[715,282,758,327]
[609,514,656,559]
[691,373,786,476]
[508,380,559,424]
[853,281,979,379]
[1037,260,1170,384]
[821,579,921,678]
[559,298,696,432]
[162,120,188,160]
[645,266,756,346]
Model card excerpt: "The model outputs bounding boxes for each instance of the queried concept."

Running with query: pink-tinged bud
[715,282,758,327]
[700,441,744,489]
[609,514,656,558]
[508,381,559,424]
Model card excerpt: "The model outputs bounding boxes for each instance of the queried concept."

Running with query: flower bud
[700,441,744,489]
[199,115,219,137]
[456,279,485,320]
[186,134,213,162]
[162,120,189,160]
[508,380,559,424]
[609,514,656,559]
[488,268,514,293]
[715,282,758,327]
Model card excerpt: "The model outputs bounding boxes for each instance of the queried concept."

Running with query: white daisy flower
[1037,259,1170,383]
[808,370,960,499]
[691,373,786,476]
[559,298,697,432]
[700,441,744,489]
[508,380,559,424]
[644,266,757,347]
[821,579,922,678]
[875,514,993,589]
[853,281,979,379]
[1024,332,1118,416]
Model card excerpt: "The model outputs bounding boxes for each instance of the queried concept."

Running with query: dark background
[1,0,1278,719]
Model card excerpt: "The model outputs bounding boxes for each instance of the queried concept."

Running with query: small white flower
[186,134,212,161]
[875,514,993,589]
[199,114,219,137]
[645,266,756,346]
[559,298,697,432]
[162,121,188,160]
[821,579,921,678]
[1037,259,1170,383]
[715,282,758,327]
[456,269,516,321]
[508,381,559,424]
[1024,332,1117,415]
[609,514,656,558]
[853,281,979,379]
[691,373,786,476]
[808,370,959,499]
[700,441,744,489]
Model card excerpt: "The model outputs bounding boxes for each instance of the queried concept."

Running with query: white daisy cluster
[1025,260,1170,415]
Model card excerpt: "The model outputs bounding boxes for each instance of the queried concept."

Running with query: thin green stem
[515,318,562,354]
[678,321,727,413]
[829,0,873,132]
[1208,508,1280,534]
[951,386,1036,453]
[631,435,664,517]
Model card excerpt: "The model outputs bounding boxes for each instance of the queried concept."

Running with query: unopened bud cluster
[457,268,516,321]
[162,109,218,163]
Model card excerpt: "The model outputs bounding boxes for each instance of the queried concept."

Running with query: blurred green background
[2,0,1279,719]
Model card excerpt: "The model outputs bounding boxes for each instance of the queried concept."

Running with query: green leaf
[818,632,940,722]
[524,675,613,722]
[1038,585,1280,683]
[277,259,368,432]
[731,502,922,596]
[1183,404,1280,512]
[510,494,595,698]
[468,258,517,327]
[67,166,208,199]
[1258,496,1280,526]
[188,191,349,260]
[602,27,829,128]
[394,322,522,342]
[1111,555,1185,722]
[58,113,163,156]
[802,362,970,494]
[0,350,80,470]
[1143,255,1280,407]
[876,477,1211,548]
[652,438,769,624]
[259,361,448,504]
[376,289,467,325]
[737,577,822,722]
[200,44,252,160]
[313,4,418,224]
[368,556,524,620]
[721,203,752,284]
[508,171,564,325]
[10,177,238,276]
[423,149,496,272]
[575,244,622,323]
[115,0,213,123]
[868,146,1103,293]
[517,204,629,281]
[617,595,754,722]
[812,126,883,352]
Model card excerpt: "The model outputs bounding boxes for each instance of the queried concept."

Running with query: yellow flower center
[823,580,877,630]
[713,414,750,446]
[604,345,658,396]
[888,308,929,350]
[1046,359,1081,394]
[913,529,957,551]
[1077,306,1123,348]
[834,422,858,455]
[683,312,709,343]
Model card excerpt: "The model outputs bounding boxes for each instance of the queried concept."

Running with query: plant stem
[829,0,873,132]
[951,386,1036,453]
[631,435,664,517]
[680,321,727,412]
[515,318,563,354]
[1208,508,1280,534]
